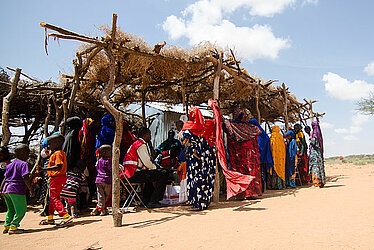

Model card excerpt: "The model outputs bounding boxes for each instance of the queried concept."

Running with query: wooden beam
[1,68,21,147]
[282,83,289,130]
[100,13,123,227]
[47,33,106,46]
[141,90,146,126]
[255,82,261,123]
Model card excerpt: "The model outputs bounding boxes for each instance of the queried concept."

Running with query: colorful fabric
[182,106,216,147]
[95,158,112,184]
[47,150,67,177]
[227,137,262,198]
[248,119,274,171]
[208,99,255,200]
[223,116,261,142]
[96,114,115,149]
[63,116,83,171]
[296,131,310,184]
[79,118,94,158]
[270,125,286,181]
[183,130,216,210]
[309,137,325,185]
[310,121,324,157]
[60,172,85,200]
[311,173,324,187]
[3,193,27,228]
[156,138,182,153]
[48,175,68,217]
[2,159,30,195]
[285,130,297,181]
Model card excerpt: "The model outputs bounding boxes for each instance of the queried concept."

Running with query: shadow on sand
[21,219,102,234]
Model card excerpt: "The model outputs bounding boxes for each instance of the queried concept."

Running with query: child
[0,144,34,234]
[38,134,73,225]
[60,160,86,217]
[91,145,112,216]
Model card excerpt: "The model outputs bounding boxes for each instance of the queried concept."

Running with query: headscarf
[96,114,115,148]
[248,119,274,170]
[79,118,95,158]
[182,106,216,147]
[63,116,83,170]
[310,121,324,157]
[270,125,286,181]
[285,130,297,179]
[223,110,261,142]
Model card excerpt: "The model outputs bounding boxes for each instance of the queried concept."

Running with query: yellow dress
[270,125,286,181]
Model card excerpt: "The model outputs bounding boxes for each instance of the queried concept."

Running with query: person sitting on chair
[155,130,182,155]
[122,127,169,208]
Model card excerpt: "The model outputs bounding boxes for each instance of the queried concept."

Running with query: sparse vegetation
[326,154,374,165]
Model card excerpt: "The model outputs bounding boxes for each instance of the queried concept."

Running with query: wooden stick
[101,13,123,227]
[6,66,40,83]
[40,22,97,40]
[282,83,289,130]
[212,53,222,204]
[44,98,52,137]
[141,90,146,126]
[1,68,21,147]
[67,64,80,115]
[48,33,106,46]
[255,83,261,122]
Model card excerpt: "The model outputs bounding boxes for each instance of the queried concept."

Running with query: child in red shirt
[38,134,73,226]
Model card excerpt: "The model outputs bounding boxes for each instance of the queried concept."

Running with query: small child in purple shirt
[0,144,34,234]
[91,145,112,216]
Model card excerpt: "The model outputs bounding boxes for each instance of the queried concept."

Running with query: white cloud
[335,128,349,134]
[302,0,318,6]
[364,61,374,76]
[320,121,333,129]
[162,0,311,62]
[343,135,358,141]
[352,113,369,126]
[323,72,374,101]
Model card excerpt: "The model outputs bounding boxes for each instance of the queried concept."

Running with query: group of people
[0,103,325,233]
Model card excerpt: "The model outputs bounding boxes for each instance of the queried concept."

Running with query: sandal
[39,219,55,225]
[56,216,73,227]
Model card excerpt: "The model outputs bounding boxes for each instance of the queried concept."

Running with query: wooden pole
[52,95,61,133]
[282,83,289,130]
[67,64,80,115]
[141,90,146,126]
[44,98,52,137]
[61,99,68,135]
[255,83,261,122]
[212,53,222,203]
[1,68,21,147]
[100,13,123,227]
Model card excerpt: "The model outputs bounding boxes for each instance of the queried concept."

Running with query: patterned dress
[309,137,325,186]
[183,130,216,210]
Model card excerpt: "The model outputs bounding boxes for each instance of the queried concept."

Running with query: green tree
[357,93,374,115]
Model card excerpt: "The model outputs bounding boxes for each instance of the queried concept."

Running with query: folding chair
[119,166,147,213]
[295,165,303,186]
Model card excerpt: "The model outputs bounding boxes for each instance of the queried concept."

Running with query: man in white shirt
[123,127,169,208]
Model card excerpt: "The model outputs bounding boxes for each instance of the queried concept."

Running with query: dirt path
[2,163,374,249]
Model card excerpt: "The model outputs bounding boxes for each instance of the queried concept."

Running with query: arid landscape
[2,160,374,249]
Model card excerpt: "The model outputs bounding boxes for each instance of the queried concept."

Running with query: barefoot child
[38,134,73,225]
[60,160,86,217]
[91,145,112,216]
[0,144,34,234]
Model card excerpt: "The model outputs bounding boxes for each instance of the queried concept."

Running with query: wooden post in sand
[100,13,123,227]
[282,83,289,130]
[141,90,146,126]
[255,82,261,123]
[212,53,222,203]
[1,68,21,147]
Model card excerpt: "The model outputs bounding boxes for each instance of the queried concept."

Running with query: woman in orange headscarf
[181,107,216,210]
[269,125,286,189]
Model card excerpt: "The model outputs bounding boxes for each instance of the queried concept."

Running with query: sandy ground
[1,163,374,250]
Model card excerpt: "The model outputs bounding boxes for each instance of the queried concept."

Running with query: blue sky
[1,0,374,157]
